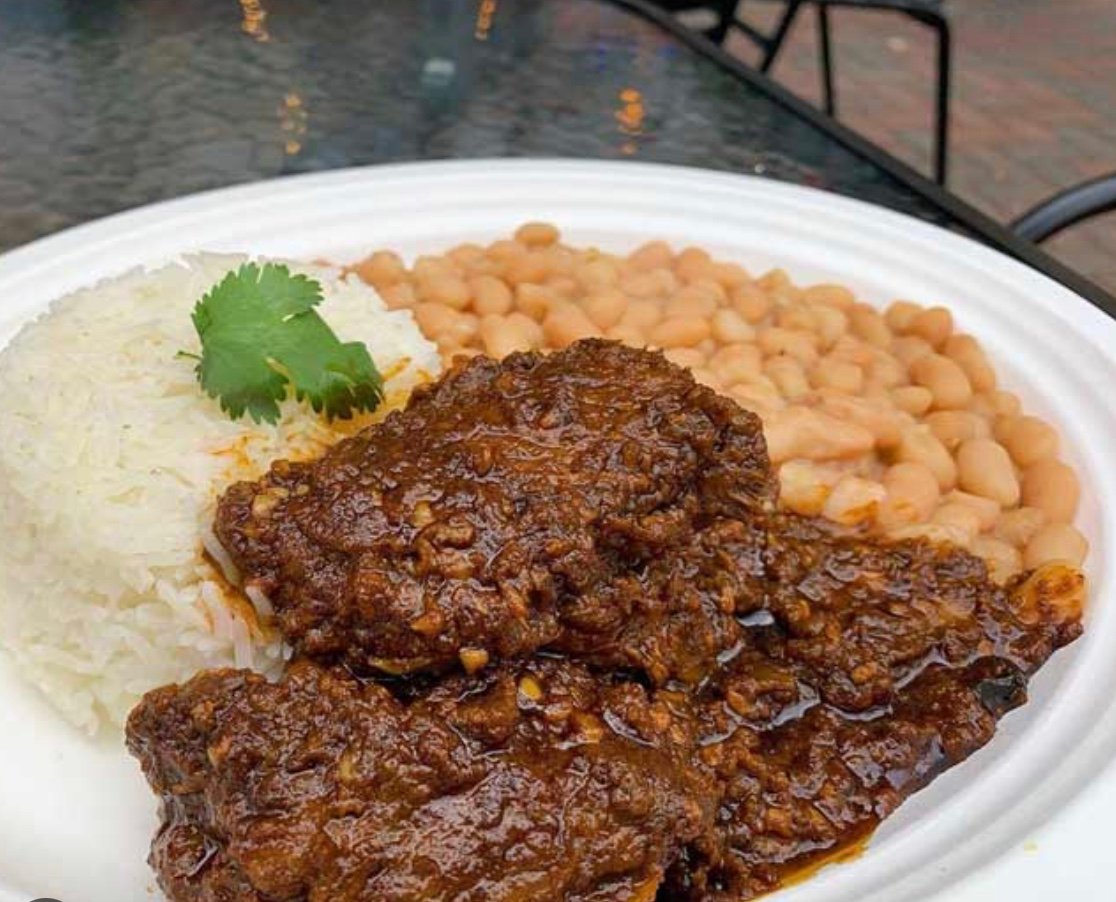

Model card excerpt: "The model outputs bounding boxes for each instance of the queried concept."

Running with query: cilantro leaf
[189,262,384,424]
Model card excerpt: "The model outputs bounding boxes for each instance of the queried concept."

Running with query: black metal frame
[762,2,950,185]
[603,0,1116,317]
[1013,173,1116,244]
[650,1,951,184]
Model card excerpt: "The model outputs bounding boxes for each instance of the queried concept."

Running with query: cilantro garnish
[188,262,383,425]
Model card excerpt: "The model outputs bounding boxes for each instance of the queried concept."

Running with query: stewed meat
[215,340,774,682]
[126,658,716,902]
[132,340,1087,902]
[665,657,1030,900]
[128,545,1083,901]
[737,514,1084,711]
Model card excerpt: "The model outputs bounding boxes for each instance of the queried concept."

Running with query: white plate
[1,160,1115,902]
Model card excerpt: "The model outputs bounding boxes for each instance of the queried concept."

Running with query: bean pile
[350,223,1087,583]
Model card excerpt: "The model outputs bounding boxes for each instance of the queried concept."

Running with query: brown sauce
[128,341,1084,902]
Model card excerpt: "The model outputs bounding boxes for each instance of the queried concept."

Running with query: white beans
[996,414,1059,467]
[730,381,785,416]
[764,407,875,464]
[885,300,922,333]
[924,410,988,450]
[802,283,856,309]
[812,357,863,394]
[731,282,772,323]
[945,490,1001,531]
[419,274,472,310]
[990,390,1022,417]
[691,367,723,391]
[896,427,957,490]
[542,303,601,348]
[971,536,1023,583]
[759,327,819,365]
[649,315,712,348]
[956,439,1020,507]
[664,347,706,370]
[822,475,887,525]
[354,225,1088,582]
[354,250,406,289]
[675,246,713,283]
[412,302,464,340]
[711,262,751,290]
[515,221,560,246]
[891,386,934,416]
[892,335,935,368]
[667,287,718,318]
[820,392,902,449]
[879,462,940,527]
[470,275,514,315]
[931,503,982,545]
[995,507,1048,547]
[910,354,973,409]
[606,323,647,346]
[579,259,621,291]
[849,304,892,348]
[865,351,907,390]
[479,314,536,358]
[1021,459,1080,523]
[710,344,762,385]
[811,305,849,348]
[583,290,629,331]
[628,240,673,272]
[1024,523,1088,569]
[765,357,811,401]
[711,308,755,344]
[910,306,953,348]
[619,301,662,332]
[889,522,971,548]
[515,283,555,320]
[778,460,837,516]
[943,334,996,392]
[1013,562,1086,623]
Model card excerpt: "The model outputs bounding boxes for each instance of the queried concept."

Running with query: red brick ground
[723,0,1116,294]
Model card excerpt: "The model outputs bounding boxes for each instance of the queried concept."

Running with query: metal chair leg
[902,7,951,184]
[760,0,805,72]
[707,0,741,44]
[817,3,837,115]
[1012,173,1116,243]
[931,12,951,185]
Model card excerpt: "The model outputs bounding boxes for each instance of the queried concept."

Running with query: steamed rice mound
[0,253,439,732]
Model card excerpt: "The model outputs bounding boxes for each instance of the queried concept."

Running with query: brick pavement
[723,0,1116,294]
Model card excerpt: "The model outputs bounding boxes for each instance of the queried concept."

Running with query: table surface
[2,5,1115,902]
[0,0,1110,311]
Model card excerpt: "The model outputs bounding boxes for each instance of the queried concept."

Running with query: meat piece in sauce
[664,657,1030,900]
[737,514,1084,712]
[659,544,1084,899]
[126,658,716,902]
[216,340,774,682]
[128,545,1084,902]
[187,338,1089,901]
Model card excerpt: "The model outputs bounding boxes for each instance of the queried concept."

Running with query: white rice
[0,253,440,732]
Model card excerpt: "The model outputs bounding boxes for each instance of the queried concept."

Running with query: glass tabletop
[0,0,1109,309]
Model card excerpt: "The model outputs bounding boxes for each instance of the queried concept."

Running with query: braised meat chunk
[660,527,1085,900]
[738,514,1084,712]
[179,338,1089,902]
[126,658,717,902]
[216,340,774,681]
[665,657,1029,901]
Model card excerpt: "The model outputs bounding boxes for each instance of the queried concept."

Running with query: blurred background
[0,0,1111,295]
[669,0,1116,292]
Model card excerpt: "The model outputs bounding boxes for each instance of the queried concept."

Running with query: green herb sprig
[187,262,383,425]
